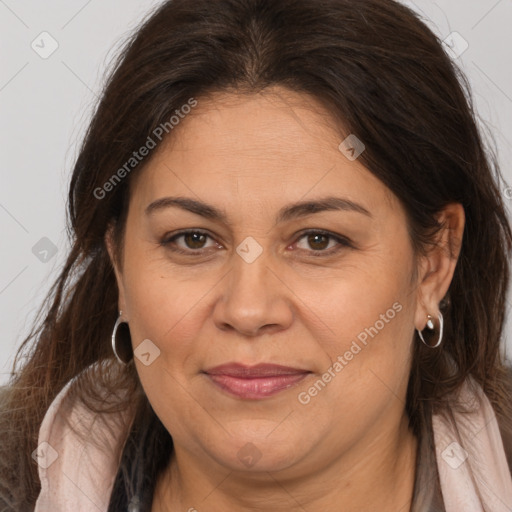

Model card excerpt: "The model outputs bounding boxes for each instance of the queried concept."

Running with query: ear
[105,223,128,317]
[414,203,465,330]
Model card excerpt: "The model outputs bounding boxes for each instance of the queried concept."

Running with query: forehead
[128,86,399,217]
[157,87,349,168]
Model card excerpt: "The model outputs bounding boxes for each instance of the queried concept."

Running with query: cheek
[296,246,414,358]
[296,301,415,451]
[122,267,211,356]
[120,255,209,435]
[310,287,414,400]
[119,225,213,341]
[298,244,416,410]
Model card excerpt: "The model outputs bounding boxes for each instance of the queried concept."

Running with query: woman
[1,0,512,510]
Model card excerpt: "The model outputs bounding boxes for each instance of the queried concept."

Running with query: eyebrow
[145,195,372,223]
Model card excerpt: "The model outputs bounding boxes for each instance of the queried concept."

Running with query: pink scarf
[34,371,512,511]
[432,379,512,511]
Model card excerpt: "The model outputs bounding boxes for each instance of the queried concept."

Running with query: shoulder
[432,371,512,511]
[34,362,137,512]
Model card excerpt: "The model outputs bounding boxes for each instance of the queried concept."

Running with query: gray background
[1,0,511,384]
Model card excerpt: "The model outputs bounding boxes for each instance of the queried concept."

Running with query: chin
[208,435,306,473]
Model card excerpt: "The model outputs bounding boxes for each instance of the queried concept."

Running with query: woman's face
[110,87,428,477]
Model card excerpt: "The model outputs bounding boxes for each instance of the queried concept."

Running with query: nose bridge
[213,239,292,335]
[232,242,267,289]
[228,240,273,307]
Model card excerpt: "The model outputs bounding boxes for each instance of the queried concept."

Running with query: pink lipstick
[203,363,311,399]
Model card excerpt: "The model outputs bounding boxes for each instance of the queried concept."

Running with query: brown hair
[1,0,511,510]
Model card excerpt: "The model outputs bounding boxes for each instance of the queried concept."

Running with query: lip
[203,363,311,399]
[204,363,310,377]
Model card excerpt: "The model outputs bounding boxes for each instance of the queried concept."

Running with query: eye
[160,229,353,257]
[161,230,221,254]
[293,230,353,256]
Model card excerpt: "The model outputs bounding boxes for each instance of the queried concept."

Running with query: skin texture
[106,86,465,512]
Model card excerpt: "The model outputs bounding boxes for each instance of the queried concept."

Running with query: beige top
[34,366,512,511]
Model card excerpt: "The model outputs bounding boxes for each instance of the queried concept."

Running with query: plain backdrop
[1,0,511,384]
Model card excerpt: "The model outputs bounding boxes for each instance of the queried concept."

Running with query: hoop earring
[112,310,133,364]
[417,312,443,348]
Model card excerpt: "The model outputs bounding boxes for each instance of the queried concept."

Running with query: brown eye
[161,230,219,254]
[294,230,353,256]
[306,233,330,250]
[183,232,207,249]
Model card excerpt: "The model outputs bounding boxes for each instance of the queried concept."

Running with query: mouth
[202,363,312,400]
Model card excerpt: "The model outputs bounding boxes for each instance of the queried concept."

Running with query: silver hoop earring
[417,312,443,348]
[112,310,133,364]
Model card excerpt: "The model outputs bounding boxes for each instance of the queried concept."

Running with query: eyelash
[160,229,354,257]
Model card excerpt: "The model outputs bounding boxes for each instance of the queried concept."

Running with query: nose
[212,249,294,337]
